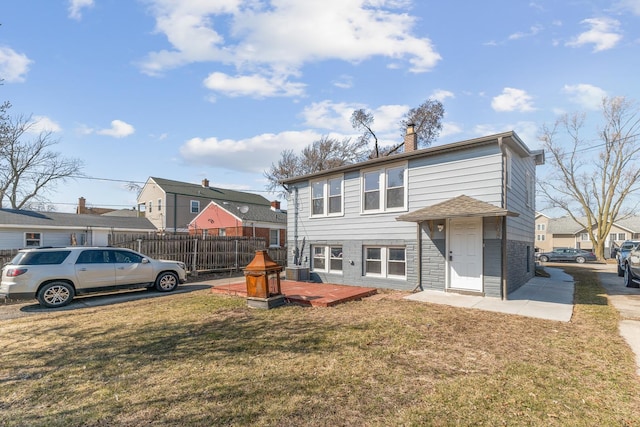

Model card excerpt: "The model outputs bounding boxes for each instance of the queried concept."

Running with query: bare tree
[0,104,84,209]
[399,98,444,148]
[264,135,368,197]
[538,96,640,260]
[350,109,379,158]
[351,99,444,158]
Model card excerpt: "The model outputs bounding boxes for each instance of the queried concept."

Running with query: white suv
[1,247,187,308]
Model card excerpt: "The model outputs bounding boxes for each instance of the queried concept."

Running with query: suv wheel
[155,272,178,292]
[625,264,639,288]
[37,282,75,308]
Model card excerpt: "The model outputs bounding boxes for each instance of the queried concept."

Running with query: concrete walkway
[405,267,575,322]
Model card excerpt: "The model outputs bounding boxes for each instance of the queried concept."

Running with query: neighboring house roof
[281,131,544,184]
[546,217,587,235]
[396,195,519,222]
[149,177,270,206]
[0,209,156,231]
[614,217,640,233]
[101,209,140,218]
[211,200,287,225]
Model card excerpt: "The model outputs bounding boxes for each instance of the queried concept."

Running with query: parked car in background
[617,240,640,276]
[623,244,640,288]
[0,247,187,308]
[536,248,596,264]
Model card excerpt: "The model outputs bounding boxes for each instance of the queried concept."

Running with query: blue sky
[1,0,639,213]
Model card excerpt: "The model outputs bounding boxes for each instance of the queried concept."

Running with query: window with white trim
[536,234,546,241]
[311,245,343,273]
[312,246,326,271]
[618,233,626,240]
[190,200,200,214]
[581,233,589,241]
[310,175,343,217]
[505,150,512,188]
[269,229,280,247]
[537,223,545,231]
[148,201,152,213]
[364,246,406,278]
[25,232,41,247]
[362,164,407,212]
[157,198,162,212]
[525,171,534,207]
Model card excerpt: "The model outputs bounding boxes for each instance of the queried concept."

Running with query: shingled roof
[396,195,518,222]
[0,209,156,231]
[150,177,270,206]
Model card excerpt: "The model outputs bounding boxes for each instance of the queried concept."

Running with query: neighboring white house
[0,209,156,250]
[281,128,544,299]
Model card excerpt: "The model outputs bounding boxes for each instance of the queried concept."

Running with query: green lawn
[1,266,639,426]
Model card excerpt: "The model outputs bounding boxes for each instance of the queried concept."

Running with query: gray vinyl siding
[0,230,86,250]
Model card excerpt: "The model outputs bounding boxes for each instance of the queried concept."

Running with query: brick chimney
[202,178,209,188]
[77,197,86,214]
[271,200,281,211]
[404,123,418,153]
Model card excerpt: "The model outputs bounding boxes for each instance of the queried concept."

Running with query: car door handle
[79,267,87,271]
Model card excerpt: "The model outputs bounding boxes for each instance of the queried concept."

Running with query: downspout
[498,136,508,300]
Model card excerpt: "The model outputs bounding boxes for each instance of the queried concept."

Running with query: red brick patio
[210,280,378,307]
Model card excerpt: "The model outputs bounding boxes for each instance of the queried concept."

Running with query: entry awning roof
[396,195,519,222]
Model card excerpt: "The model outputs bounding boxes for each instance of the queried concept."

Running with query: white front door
[448,217,483,292]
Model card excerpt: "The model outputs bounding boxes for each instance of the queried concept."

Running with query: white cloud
[301,100,407,138]
[96,120,136,138]
[562,83,607,110]
[615,0,640,15]
[28,116,62,134]
[0,47,32,83]
[179,130,321,173]
[203,72,305,98]
[431,89,455,102]
[508,25,543,41]
[68,0,94,20]
[332,75,353,89]
[566,17,622,52]
[439,122,463,138]
[140,0,441,97]
[491,88,536,112]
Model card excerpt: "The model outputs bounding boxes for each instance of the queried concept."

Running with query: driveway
[595,263,640,375]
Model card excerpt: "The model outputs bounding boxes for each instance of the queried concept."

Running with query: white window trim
[158,198,162,212]
[311,245,343,274]
[24,232,42,247]
[363,246,406,279]
[360,162,408,214]
[309,175,344,218]
[269,229,281,247]
[190,200,200,214]
[505,149,512,189]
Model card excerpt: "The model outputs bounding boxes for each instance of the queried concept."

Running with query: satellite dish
[239,205,249,214]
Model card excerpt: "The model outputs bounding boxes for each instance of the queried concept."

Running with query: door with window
[448,217,483,292]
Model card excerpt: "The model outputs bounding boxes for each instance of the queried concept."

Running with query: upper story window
[537,223,545,231]
[148,201,152,213]
[505,150,512,189]
[157,199,162,212]
[190,200,200,214]
[362,164,407,213]
[310,175,343,217]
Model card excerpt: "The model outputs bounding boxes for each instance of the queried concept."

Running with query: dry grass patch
[1,272,640,426]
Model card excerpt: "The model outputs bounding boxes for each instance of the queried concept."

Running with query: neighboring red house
[188,200,286,248]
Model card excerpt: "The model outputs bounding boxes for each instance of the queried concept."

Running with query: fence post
[235,239,238,272]
[137,239,142,253]
[192,237,198,277]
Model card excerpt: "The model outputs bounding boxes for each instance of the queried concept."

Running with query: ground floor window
[312,245,343,273]
[364,246,406,278]
[25,232,41,247]
[269,229,280,247]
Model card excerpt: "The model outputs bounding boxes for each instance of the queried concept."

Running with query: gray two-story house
[281,127,544,299]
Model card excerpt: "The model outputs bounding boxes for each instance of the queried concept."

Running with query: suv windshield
[15,251,71,265]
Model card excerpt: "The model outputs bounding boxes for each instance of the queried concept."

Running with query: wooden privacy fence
[109,234,288,273]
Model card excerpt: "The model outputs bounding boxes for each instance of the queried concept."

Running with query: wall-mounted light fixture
[437,224,444,232]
